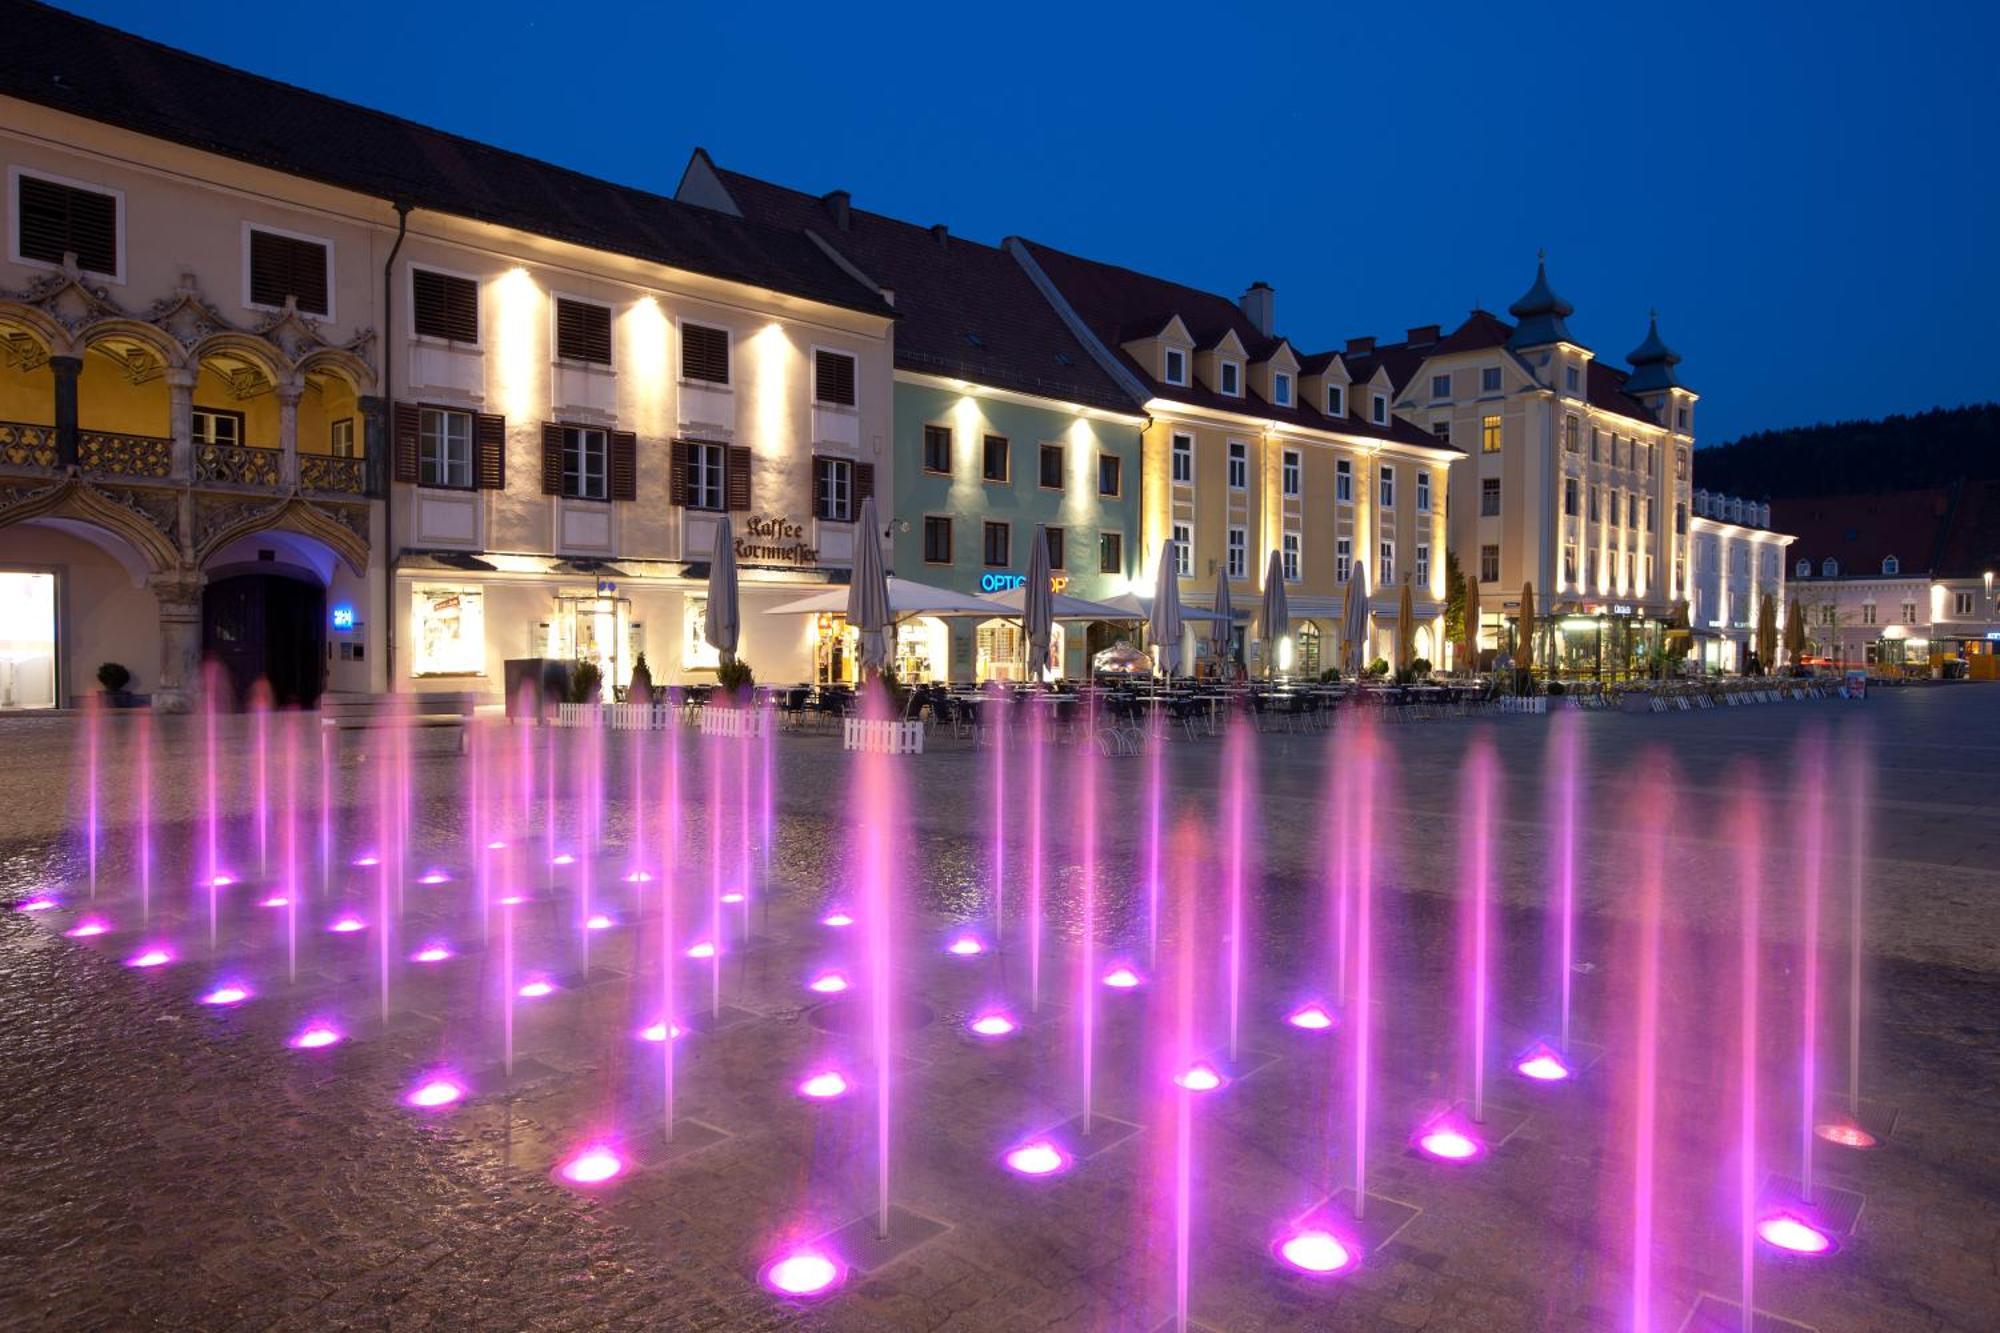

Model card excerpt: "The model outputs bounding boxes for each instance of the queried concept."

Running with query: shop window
[684,595,720,670]
[411,587,484,676]
[0,571,58,709]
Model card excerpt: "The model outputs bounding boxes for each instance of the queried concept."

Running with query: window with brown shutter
[555,298,612,365]
[725,445,752,511]
[248,229,329,315]
[15,174,118,276]
[393,402,421,484]
[814,349,856,406]
[855,461,874,505]
[473,412,505,489]
[609,431,636,501]
[681,324,729,383]
[540,422,564,496]
[669,439,690,507]
[412,268,478,342]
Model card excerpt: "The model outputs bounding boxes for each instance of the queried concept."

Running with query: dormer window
[1565,365,1580,393]
[1822,558,1838,577]
[1371,393,1387,426]
[1326,384,1345,417]
[1796,559,1810,578]
[1163,347,1188,385]
[1882,556,1899,575]
[1219,360,1241,396]
[1272,372,1292,406]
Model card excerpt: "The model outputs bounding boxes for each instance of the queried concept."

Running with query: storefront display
[411,586,484,677]
[0,570,57,709]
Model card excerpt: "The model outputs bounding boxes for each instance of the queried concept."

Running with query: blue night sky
[58,0,1998,444]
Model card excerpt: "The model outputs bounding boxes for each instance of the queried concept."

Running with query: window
[1480,544,1500,583]
[248,228,329,315]
[419,408,472,489]
[983,435,1010,483]
[1481,478,1500,517]
[1272,372,1292,406]
[1336,538,1352,583]
[1283,532,1301,582]
[1821,557,1838,577]
[1336,458,1353,504]
[562,426,608,500]
[1378,464,1395,509]
[330,417,356,458]
[1677,406,1690,431]
[1171,433,1194,484]
[1416,472,1432,512]
[1638,441,1650,473]
[1227,527,1247,579]
[1171,524,1193,577]
[1587,550,1598,588]
[814,349,857,406]
[686,441,726,511]
[1861,602,1876,627]
[1625,552,1635,589]
[1038,442,1065,490]
[923,516,952,564]
[1564,416,1580,452]
[1227,441,1248,490]
[1431,419,1452,443]
[1481,414,1502,453]
[1647,499,1657,530]
[412,267,478,342]
[410,586,484,676]
[1046,526,1066,570]
[1099,531,1124,575]
[1627,493,1639,527]
[1431,373,1451,399]
[555,298,612,365]
[983,521,1011,568]
[1219,360,1241,396]
[1590,428,1601,462]
[192,407,243,448]
[1326,384,1346,417]
[1954,590,1975,616]
[1371,393,1388,425]
[1378,540,1394,587]
[1881,556,1899,575]
[923,425,951,474]
[1481,366,1501,393]
[812,456,853,521]
[1098,452,1122,497]
[1282,449,1301,497]
[681,323,730,383]
[1796,558,1810,578]
[1415,543,1430,585]
[1676,448,1688,480]
[1163,347,1188,385]
[1589,486,1600,523]
[13,172,119,277]
[1563,543,1578,584]
[1565,365,1580,392]
[1901,600,1917,624]
[1564,478,1579,517]
[1675,502,1687,535]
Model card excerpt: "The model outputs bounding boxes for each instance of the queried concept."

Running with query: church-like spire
[1623,311,1685,393]
[1505,253,1576,350]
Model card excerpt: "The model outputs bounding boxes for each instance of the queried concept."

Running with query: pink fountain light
[411,943,454,964]
[946,934,985,957]
[199,983,249,1005]
[550,852,576,866]
[15,895,58,913]
[556,1144,626,1186]
[1174,1063,1226,1093]
[969,1011,1018,1038]
[127,948,173,969]
[1002,1139,1071,1177]
[328,913,366,934]
[638,1021,682,1043]
[1815,1122,1878,1149]
[517,978,556,999]
[351,855,379,868]
[685,940,716,960]
[289,1022,342,1050]
[796,1070,850,1100]
[1756,1212,1837,1255]
[721,890,745,905]
[1515,1042,1574,1083]
[258,893,290,909]
[760,1249,843,1299]
[66,918,110,938]
[585,913,614,931]
[405,1076,465,1109]
[486,840,507,851]
[418,870,451,885]
[1415,1121,1486,1163]
[623,869,653,883]
[1275,1227,1357,1276]
[821,910,854,928]
[1286,1003,1336,1032]
[207,874,236,888]
[806,971,849,995]
[499,893,529,907]
[1101,964,1142,990]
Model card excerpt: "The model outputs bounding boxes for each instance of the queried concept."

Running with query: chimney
[1405,324,1441,347]
[1346,335,1375,356]
[930,223,949,249]
[1239,282,1275,337]
[822,189,851,230]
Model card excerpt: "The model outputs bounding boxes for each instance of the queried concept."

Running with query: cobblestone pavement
[1,688,1997,1331]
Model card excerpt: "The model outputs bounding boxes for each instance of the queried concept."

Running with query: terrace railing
[194,442,282,488]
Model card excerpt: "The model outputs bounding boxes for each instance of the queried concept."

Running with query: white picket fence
[843,718,925,754]
[554,702,672,729]
[1496,695,1548,715]
[697,706,769,739]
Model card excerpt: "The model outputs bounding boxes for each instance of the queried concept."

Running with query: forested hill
[1695,403,1999,499]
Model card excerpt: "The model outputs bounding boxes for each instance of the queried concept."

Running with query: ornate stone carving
[96,483,180,545]
[79,430,174,479]
[298,454,365,493]
[0,421,58,468]
[194,442,282,487]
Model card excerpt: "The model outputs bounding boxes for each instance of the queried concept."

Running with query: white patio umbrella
[765,577,1014,619]
[1149,540,1185,680]
[846,495,891,677]
[985,586,1140,622]
[704,514,740,666]
[1211,564,1236,676]
[1022,524,1054,681]
[1342,568,1372,675]
[1260,548,1290,678]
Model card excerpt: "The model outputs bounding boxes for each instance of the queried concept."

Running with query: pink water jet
[1173,1063,1225,1093]
[555,1144,626,1186]
[807,971,849,995]
[760,1250,843,1299]
[66,919,110,938]
[1001,1140,1071,1177]
[126,948,173,968]
[199,983,248,1005]
[1101,964,1142,989]
[517,978,556,999]
[405,1077,465,1109]
[1514,1042,1573,1082]
[289,1022,342,1050]
[796,1070,850,1100]
[1756,1212,1837,1255]
[1275,1227,1356,1276]
[969,1012,1018,1038]
[411,944,453,963]
[1285,1003,1335,1032]
[946,934,985,957]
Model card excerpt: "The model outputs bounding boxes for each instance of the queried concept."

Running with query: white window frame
[687,440,726,512]
[329,417,356,458]
[241,220,335,321]
[1336,537,1352,583]
[563,426,609,501]
[814,455,854,522]
[1953,590,1974,617]
[1378,464,1395,510]
[1379,540,1395,588]
[1415,543,1430,586]
[191,407,242,449]
[1171,523,1193,577]
[8,165,126,284]
[1272,371,1292,406]
[1371,393,1388,425]
[1282,532,1301,583]
[1431,372,1451,400]
[1227,440,1248,491]
[1881,556,1899,575]
[1226,526,1247,580]
[1171,433,1194,485]
[1218,359,1242,397]
[1327,383,1346,417]
[418,407,473,490]
[1416,471,1431,512]
[1335,458,1353,504]
[1282,448,1301,497]
[1163,347,1188,386]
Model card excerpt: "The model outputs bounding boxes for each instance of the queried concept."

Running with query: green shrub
[716,657,756,697]
[1317,667,1342,683]
[96,661,131,693]
[568,660,603,703]
[1366,657,1390,678]
[1410,657,1433,679]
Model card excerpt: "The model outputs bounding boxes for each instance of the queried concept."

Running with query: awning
[983,586,1141,621]
[763,575,1015,619]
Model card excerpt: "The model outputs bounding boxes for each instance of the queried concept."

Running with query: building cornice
[895,369,1147,425]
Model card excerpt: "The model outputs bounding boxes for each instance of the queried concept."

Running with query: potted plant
[1410,657,1433,680]
[569,660,603,704]
[715,657,755,702]
[96,661,134,707]
[628,651,654,703]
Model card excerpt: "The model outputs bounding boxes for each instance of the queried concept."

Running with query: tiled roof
[1773,489,1957,578]
[0,1,892,318]
[1431,309,1515,356]
[1934,480,2000,578]
[1017,240,1456,452]
[1586,360,1662,427]
[693,160,1137,414]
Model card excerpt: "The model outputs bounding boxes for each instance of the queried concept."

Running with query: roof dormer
[1196,327,1250,398]
[1302,353,1353,422]
[1123,313,1195,388]
[1250,340,1300,408]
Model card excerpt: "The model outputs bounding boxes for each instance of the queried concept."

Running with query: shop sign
[330,603,356,631]
[978,572,1069,594]
[736,515,818,566]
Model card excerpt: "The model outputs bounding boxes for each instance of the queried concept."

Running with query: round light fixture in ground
[517,978,556,999]
[15,895,58,913]
[968,1012,1018,1038]
[351,855,379,868]
[1002,1140,1071,1177]
[550,852,576,866]
[796,1070,850,1100]
[418,870,451,885]
[1101,965,1142,990]
[199,983,249,1005]
[1286,1003,1335,1031]
[806,972,849,995]
[686,940,716,960]
[556,1144,626,1186]
[622,869,652,883]
[946,935,985,957]
[66,918,110,938]
[258,894,290,908]
[207,874,236,888]
[1174,1063,1225,1093]
[1756,1212,1837,1255]
[821,911,854,928]
[328,914,366,934]
[1815,1121,1878,1148]
[721,891,745,905]
[1416,1125,1484,1162]
[1514,1042,1573,1082]
[1275,1227,1356,1275]
[289,1022,343,1050]
[760,1250,842,1299]
[405,1077,465,1109]
[412,943,454,963]
[486,840,507,851]
[126,948,173,969]
[585,913,614,931]
[638,1021,682,1043]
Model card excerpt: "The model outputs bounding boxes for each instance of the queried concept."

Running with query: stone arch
[0,300,71,355]
[0,476,180,573]
[295,345,376,395]
[77,316,186,371]
[189,330,294,387]
[195,495,366,577]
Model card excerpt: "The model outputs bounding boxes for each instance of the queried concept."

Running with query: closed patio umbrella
[1149,540,1184,680]
[847,495,891,678]
[1211,564,1236,677]
[1397,578,1415,671]
[1756,592,1777,671]
[1022,523,1054,681]
[704,514,741,666]
[1259,549,1289,678]
[1518,582,1537,672]
[1461,570,1479,674]
[1785,596,1806,666]
[1342,568,1371,674]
